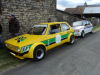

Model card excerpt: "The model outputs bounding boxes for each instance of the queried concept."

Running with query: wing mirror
[85,24,87,26]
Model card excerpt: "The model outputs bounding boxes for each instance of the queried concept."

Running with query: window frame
[48,24,61,35]
[61,23,70,31]
[87,21,90,25]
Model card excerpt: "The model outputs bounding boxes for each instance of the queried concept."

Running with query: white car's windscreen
[73,21,83,27]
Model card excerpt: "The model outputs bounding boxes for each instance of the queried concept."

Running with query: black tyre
[81,31,85,38]
[90,28,93,33]
[68,35,74,45]
[33,46,46,61]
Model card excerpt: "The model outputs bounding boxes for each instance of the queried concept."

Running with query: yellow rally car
[5,22,74,60]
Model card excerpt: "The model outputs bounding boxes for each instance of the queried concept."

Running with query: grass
[0,48,30,74]
[93,24,100,32]
[0,24,100,74]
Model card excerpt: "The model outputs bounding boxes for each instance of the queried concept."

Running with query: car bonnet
[5,34,46,47]
[72,26,84,30]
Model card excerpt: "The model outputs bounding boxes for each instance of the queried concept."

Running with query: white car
[72,20,93,38]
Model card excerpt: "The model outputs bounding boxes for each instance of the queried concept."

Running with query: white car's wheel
[81,31,85,38]
[90,29,93,33]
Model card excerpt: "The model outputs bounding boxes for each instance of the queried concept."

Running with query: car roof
[36,22,68,25]
[73,20,89,23]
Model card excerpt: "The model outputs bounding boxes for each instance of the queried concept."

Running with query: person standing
[9,14,20,38]
[0,24,3,48]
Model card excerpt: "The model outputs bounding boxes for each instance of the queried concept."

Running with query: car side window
[87,21,90,25]
[84,21,87,26]
[61,23,70,31]
[48,24,61,35]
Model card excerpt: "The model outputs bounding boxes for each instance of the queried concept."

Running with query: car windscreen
[28,25,48,35]
[72,21,83,27]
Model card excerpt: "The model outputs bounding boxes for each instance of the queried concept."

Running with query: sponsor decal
[84,26,93,29]
[56,35,61,44]
[21,44,32,53]
[41,32,74,46]
[15,36,27,43]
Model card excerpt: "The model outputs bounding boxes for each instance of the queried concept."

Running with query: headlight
[5,43,7,46]
[17,47,20,52]
[22,46,29,52]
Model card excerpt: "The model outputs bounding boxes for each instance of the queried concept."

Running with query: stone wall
[0,0,86,42]
[86,17,100,26]
[1,0,57,41]
[56,10,84,26]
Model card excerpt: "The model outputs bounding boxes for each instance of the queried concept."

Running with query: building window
[0,0,2,14]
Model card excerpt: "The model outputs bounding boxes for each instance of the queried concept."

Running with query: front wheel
[33,46,46,61]
[68,35,75,45]
[81,31,85,38]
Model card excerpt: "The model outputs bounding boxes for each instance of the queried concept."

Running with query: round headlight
[5,43,7,46]
[17,47,20,52]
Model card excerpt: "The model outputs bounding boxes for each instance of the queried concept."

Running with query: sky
[57,0,100,11]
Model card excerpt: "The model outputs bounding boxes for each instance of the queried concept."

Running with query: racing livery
[5,22,74,60]
[72,20,93,37]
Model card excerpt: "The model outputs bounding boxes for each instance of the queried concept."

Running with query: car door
[84,21,88,34]
[60,23,71,43]
[85,21,89,33]
[87,21,92,32]
[47,24,62,50]
[89,21,93,32]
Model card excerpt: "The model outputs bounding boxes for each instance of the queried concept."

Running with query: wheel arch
[81,29,85,34]
[67,34,75,45]
[27,42,47,58]
[35,45,46,52]
[67,32,75,41]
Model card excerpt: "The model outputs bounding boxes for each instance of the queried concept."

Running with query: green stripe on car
[42,33,70,46]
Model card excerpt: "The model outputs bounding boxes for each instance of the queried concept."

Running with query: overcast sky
[57,0,100,11]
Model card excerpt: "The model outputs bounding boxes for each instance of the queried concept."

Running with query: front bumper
[6,48,29,59]
[74,32,81,36]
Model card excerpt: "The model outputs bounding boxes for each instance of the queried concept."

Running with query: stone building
[64,2,100,25]
[56,10,84,26]
[0,0,57,41]
[0,0,83,42]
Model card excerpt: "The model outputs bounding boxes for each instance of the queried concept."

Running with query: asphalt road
[2,30,100,75]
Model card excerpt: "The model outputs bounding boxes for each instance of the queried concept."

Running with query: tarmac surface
[2,30,100,75]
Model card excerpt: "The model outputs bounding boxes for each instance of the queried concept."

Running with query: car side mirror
[85,24,87,26]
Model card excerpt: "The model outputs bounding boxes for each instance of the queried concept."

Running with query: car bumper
[10,52,25,59]
[74,32,81,36]
[6,48,29,59]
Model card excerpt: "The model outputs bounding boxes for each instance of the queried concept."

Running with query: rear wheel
[68,35,74,45]
[81,31,85,38]
[33,46,46,61]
